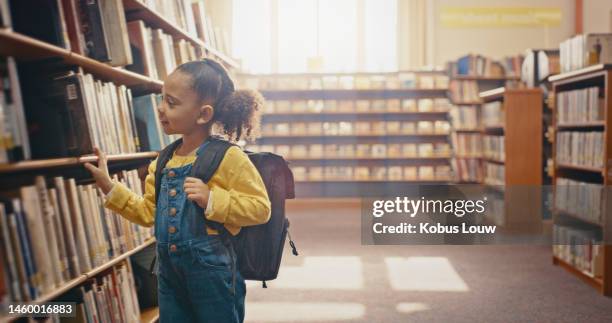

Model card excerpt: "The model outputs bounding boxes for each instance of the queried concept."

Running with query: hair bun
[215,89,264,141]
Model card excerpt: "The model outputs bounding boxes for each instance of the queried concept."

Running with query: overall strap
[154,138,183,204]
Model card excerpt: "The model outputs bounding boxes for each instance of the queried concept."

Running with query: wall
[583,0,612,33]
[399,0,576,68]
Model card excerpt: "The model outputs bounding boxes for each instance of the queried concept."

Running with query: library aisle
[245,199,612,323]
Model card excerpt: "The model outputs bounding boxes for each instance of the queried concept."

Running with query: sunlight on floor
[245,302,366,322]
[246,256,364,290]
[395,302,430,314]
[385,257,469,291]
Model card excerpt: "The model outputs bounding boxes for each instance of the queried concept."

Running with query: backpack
[154,136,298,286]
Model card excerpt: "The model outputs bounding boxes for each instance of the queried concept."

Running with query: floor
[244,199,612,323]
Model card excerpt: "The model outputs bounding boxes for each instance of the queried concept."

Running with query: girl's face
[158,71,213,135]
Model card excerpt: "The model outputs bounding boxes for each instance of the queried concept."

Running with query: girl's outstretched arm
[85,148,156,227]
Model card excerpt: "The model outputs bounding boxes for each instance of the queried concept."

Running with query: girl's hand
[84,147,114,194]
[184,177,210,209]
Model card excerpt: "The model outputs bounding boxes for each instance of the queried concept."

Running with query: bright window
[233,0,397,73]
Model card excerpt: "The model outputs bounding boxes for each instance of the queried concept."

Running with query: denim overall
[155,142,246,323]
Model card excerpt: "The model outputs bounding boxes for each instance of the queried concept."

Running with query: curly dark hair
[175,58,263,141]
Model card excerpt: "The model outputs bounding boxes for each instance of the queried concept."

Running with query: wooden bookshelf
[123,0,238,68]
[551,65,612,296]
[0,30,162,95]
[479,87,543,231]
[248,72,453,197]
[0,152,157,174]
[260,88,448,100]
[0,239,156,323]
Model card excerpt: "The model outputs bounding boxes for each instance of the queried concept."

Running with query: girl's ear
[197,104,214,125]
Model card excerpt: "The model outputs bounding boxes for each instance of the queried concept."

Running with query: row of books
[137,0,228,55]
[5,0,231,74]
[484,162,505,186]
[68,263,142,323]
[451,54,506,77]
[241,73,449,91]
[482,101,504,127]
[292,165,452,182]
[449,80,480,103]
[264,98,453,114]
[261,121,451,137]
[245,143,452,159]
[0,171,152,303]
[1,63,179,163]
[9,0,132,66]
[483,135,505,161]
[451,133,482,157]
[553,224,603,278]
[556,87,604,125]
[556,131,604,169]
[555,177,604,225]
[126,20,199,81]
[449,106,479,130]
[452,158,483,183]
[559,33,612,73]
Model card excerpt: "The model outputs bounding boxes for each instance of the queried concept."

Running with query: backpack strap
[190,137,237,233]
[154,138,183,204]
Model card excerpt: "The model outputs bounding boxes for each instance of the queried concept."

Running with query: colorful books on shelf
[451,133,482,157]
[501,55,524,77]
[290,165,452,182]
[559,33,612,73]
[245,143,452,159]
[10,0,133,66]
[71,263,142,323]
[240,72,450,91]
[555,177,603,225]
[449,105,479,130]
[451,158,483,183]
[261,121,451,137]
[0,172,152,303]
[451,54,505,77]
[482,101,504,127]
[556,87,604,125]
[556,131,604,169]
[19,66,141,159]
[553,224,603,278]
[449,80,480,103]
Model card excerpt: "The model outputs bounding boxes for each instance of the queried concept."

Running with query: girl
[84,59,271,323]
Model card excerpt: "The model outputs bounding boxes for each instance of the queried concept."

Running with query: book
[482,101,504,127]
[557,87,604,124]
[449,106,479,130]
[556,131,604,168]
[132,94,164,151]
[61,0,86,55]
[78,0,111,62]
[0,57,30,163]
[99,0,133,66]
[560,33,612,73]
[126,21,159,79]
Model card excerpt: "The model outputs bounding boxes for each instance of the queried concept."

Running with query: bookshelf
[241,71,453,197]
[0,239,155,323]
[478,87,544,229]
[0,0,236,320]
[550,64,612,296]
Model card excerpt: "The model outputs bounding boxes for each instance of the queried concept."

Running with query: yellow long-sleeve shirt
[104,146,271,236]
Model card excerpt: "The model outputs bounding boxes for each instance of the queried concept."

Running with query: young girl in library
[84,58,271,323]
